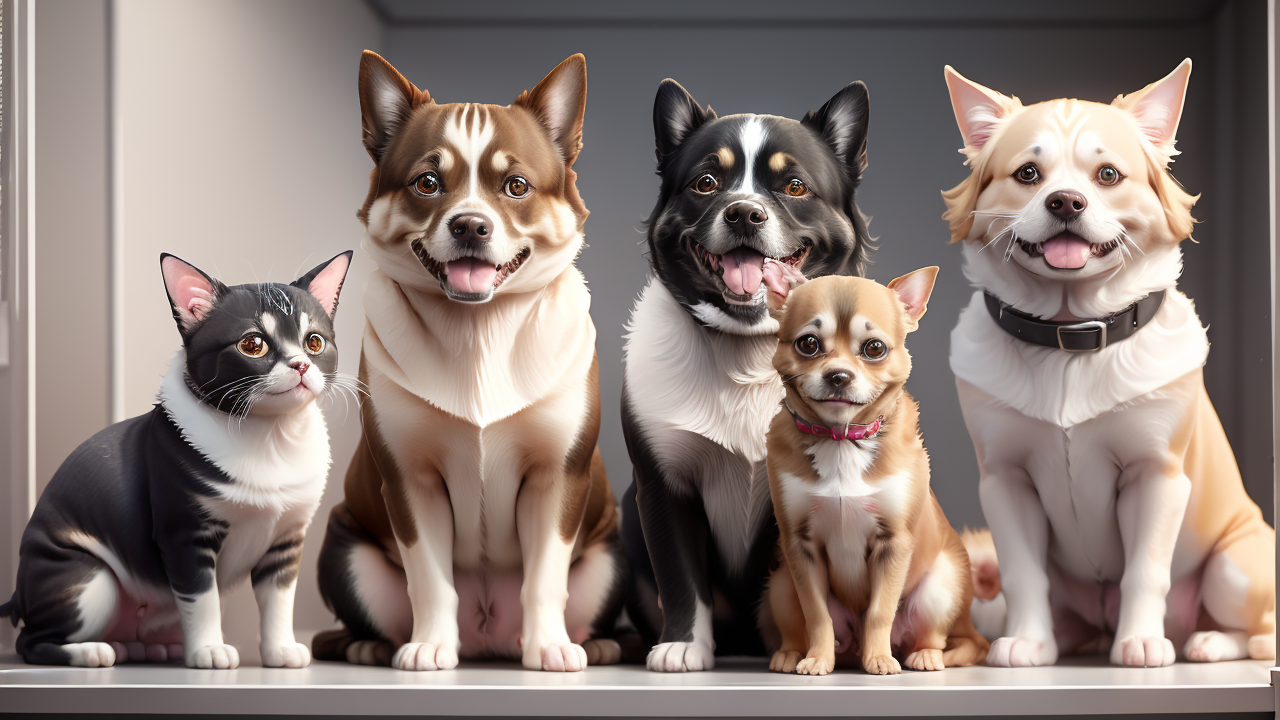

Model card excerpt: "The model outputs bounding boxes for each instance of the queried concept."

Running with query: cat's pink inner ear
[162,257,216,330]
[309,254,351,317]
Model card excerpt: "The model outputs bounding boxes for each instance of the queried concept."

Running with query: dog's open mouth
[691,239,810,305]
[1016,232,1120,270]
[412,239,530,302]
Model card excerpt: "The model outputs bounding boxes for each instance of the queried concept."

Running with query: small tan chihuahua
[761,271,988,675]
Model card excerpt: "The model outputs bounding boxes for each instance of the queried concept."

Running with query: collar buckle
[1056,320,1108,353]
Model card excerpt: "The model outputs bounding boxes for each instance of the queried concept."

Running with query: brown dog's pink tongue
[446,257,497,293]
[1042,233,1092,269]
[720,247,766,296]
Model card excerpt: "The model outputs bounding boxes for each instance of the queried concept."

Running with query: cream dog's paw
[796,652,835,676]
[863,653,901,675]
[769,650,803,673]
[905,648,945,671]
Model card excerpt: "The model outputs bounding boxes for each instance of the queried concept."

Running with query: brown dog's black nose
[1045,190,1087,220]
[449,213,493,244]
[824,370,852,388]
[724,200,768,234]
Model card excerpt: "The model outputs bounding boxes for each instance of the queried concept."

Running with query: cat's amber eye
[1014,163,1040,184]
[305,333,326,356]
[861,338,888,361]
[505,175,530,198]
[237,334,268,358]
[784,179,808,197]
[412,172,441,197]
[794,334,822,357]
[1097,164,1122,186]
[692,174,719,194]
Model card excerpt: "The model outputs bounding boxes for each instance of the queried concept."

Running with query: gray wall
[383,0,1273,529]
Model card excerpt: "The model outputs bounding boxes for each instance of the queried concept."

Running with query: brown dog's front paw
[863,653,901,675]
[795,652,835,676]
[904,648,944,671]
[769,650,804,673]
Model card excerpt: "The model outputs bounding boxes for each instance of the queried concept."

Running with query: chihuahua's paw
[796,652,835,676]
[863,653,901,676]
[647,641,715,672]
[1111,636,1176,667]
[393,642,458,671]
[346,640,394,666]
[262,641,312,668]
[187,643,240,669]
[986,636,1056,667]
[526,642,588,672]
[1248,633,1276,661]
[769,650,804,673]
[905,648,945,671]
[64,642,117,668]
[583,638,621,666]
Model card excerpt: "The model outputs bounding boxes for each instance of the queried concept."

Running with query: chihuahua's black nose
[449,213,493,245]
[824,370,852,387]
[724,200,768,234]
[1045,190,1087,220]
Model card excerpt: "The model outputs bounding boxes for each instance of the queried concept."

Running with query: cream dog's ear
[943,66,1021,151]
[887,266,939,332]
[1112,59,1192,154]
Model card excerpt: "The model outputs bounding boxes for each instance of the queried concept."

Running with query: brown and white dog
[312,51,625,672]
[762,272,988,675]
[943,60,1276,667]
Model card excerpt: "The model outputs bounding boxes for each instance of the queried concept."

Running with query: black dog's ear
[653,79,716,166]
[803,81,870,181]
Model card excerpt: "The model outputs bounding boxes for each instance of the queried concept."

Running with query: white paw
[262,641,311,668]
[523,642,588,672]
[187,644,240,669]
[986,636,1056,667]
[1184,631,1249,663]
[64,642,117,668]
[392,642,458,671]
[583,638,621,666]
[345,639,393,666]
[1111,636,1176,667]
[646,641,715,672]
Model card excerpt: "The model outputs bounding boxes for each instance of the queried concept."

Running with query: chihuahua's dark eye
[794,334,822,357]
[305,333,326,356]
[692,174,719,194]
[237,334,268,358]
[1014,163,1040,184]
[1096,165,1122,186]
[505,175,530,198]
[861,338,888,360]
[784,179,808,197]
[413,172,441,196]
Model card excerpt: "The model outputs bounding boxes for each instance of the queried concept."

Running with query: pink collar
[785,402,883,443]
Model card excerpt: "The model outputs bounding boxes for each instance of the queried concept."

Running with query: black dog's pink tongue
[720,247,766,296]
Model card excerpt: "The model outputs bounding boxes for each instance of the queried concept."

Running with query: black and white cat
[0,251,352,669]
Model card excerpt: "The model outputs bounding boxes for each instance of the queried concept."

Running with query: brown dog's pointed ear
[359,50,428,163]
[1112,58,1192,152]
[514,54,587,167]
[944,66,1019,151]
[887,266,939,332]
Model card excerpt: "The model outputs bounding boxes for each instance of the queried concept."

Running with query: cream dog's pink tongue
[446,257,497,293]
[1042,233,1092,269]
[720,247,766,296]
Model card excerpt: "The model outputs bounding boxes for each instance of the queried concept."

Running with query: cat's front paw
[262,641,311,668]
[392,642,458,671]
[187,644,240,669]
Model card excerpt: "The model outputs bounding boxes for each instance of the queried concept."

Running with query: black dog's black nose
[824,370,852,387]
[724,200,768,233]
[449,213,493,244]
[1045,190,1087,220]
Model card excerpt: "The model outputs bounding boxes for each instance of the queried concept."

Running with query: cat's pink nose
[290,359,310,376]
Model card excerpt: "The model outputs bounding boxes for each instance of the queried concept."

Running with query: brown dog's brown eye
[862,338,887,360]
[305,333,326,356]
[692,174,719,194]
[505,176,530,198]
[237,335,268,358]
[784,179,808,197]
[413,172,441,196]
[1014,163,1040,184]
[794,334,822,357]
[1097,165,1121,186]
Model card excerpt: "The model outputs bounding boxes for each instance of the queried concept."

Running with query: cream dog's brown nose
[449,213,493,244]
[1045,190,1087,219]
[824,369,852,387]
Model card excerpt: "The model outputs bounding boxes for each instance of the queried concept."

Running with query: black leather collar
[983,290,1165,352]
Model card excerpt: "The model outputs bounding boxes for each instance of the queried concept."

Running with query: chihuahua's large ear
[160,254,227,334]
[803,81,870,180]
[1112,59,1192,153]
[653,79,716,167]
[292,251,353,319]
[887,266,939,332]
[359,50,428,163]
[944,66,1019,151]
[514,54,588,166]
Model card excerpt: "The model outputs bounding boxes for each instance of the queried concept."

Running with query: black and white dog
[621,79,872,671]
